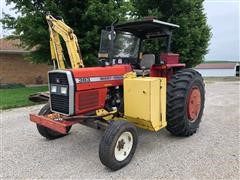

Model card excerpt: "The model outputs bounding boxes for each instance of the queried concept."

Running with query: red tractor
[30,17,205,171]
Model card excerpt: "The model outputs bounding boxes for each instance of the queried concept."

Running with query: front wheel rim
[114,131,133,161]
[187,86,201,122]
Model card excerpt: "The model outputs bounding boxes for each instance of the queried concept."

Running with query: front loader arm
[46,15,84,69]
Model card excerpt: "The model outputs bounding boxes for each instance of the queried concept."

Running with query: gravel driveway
[1,81,239,179]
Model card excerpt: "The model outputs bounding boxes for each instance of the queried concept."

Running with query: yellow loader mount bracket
[31,16,205,171]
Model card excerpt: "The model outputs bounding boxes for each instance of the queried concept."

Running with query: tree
[1,0,132,66]
[2,0,210,67]
[131,0,211,67]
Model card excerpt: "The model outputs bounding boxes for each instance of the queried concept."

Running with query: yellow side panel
[124,79,151,120]
[124,77,166,131]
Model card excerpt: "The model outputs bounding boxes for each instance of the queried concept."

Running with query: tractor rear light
[161,65,167,69]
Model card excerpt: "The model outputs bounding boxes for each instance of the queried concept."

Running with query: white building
[195,63,239,77]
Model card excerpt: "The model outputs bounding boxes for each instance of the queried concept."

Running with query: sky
[203,0,239,61]
[0,0,16,37]
[0,0,239,61]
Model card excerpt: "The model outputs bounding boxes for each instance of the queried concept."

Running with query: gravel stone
[1,81,239,179]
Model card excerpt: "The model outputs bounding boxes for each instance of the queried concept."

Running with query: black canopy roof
[113,19,180,39]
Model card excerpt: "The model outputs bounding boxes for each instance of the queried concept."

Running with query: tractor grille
[48,71,74,115]
[78,90,99,111]
[51,94,69,114]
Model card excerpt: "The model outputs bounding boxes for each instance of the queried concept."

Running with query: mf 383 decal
[75,75,123,84]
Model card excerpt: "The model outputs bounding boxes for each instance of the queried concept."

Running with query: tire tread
[166,68,205,136]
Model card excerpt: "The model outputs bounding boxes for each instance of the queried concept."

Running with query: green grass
[0,86,48,110]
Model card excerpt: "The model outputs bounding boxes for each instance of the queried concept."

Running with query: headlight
[60,86,67,95]
[51,85,57,93]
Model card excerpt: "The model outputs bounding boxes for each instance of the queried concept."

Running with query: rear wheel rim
[187,86,201,122]
[114,131,133,161]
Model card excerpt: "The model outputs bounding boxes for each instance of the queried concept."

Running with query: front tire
[99,120,138,171]
[166,69,205,136]
[37,103,71,140]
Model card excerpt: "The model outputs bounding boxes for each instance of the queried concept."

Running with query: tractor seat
[134,54,155,76]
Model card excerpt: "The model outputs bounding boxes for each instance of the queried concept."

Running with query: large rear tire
[166,69,205,136]
[36,103,71,140]
[99,120,138,171]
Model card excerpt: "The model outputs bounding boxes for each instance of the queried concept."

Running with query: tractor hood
[69,64,132,91]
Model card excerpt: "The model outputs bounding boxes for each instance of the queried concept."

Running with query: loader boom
[46,15,84,69]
